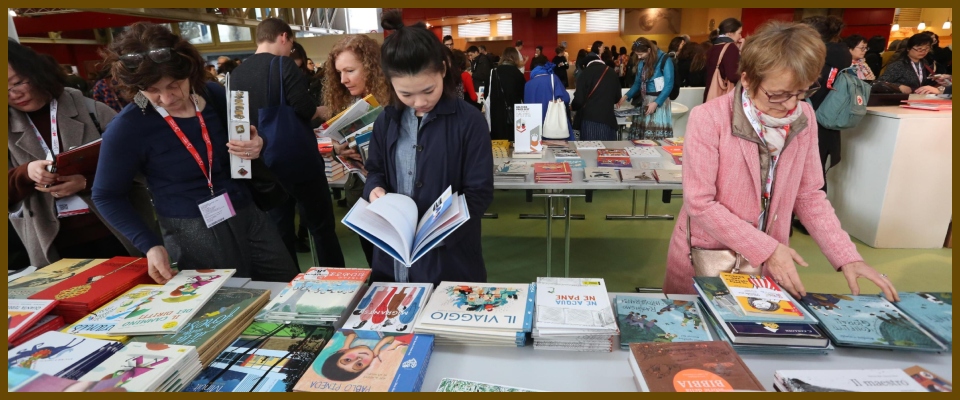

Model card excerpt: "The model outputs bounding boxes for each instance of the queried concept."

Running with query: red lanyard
[154,96,215,196]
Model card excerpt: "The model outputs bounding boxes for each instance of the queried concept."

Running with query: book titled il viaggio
[293,330,434,392]
[107,269,235,335]
[342,185,470,266]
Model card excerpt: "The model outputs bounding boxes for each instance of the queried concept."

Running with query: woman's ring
[52,192,59,198]
[245,151,250,157]
[880,273,888,278]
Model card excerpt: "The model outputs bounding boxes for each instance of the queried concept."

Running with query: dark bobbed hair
[902,33,935,57]
[442,35,453,42]
[379,10,458,104]
[530,55,549,69]
[718,18,742,35]
[866,35,886,54]
[801,15,845,43]
[451,49,469,71]
[843,34,867,49]
[668,37,685,53]
[104,22,206,97]
[7,38,67,102]
[466,45,479,54]
[291,41,310,74]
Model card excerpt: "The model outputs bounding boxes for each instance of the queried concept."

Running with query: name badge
[197,190,237,228]
[56,195,91,218]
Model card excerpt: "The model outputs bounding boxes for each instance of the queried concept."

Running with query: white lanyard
[912,61,924,84]
[26,99,60,160]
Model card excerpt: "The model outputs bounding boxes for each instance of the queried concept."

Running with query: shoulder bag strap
[715,43,731,79]
[82,97,103,134]
[587,67,609,100]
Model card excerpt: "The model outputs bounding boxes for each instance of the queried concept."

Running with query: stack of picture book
[533,162,573,183]
[662,137,684,146]
[9,314,66,348]
[596,149,633,168]
[654,169,683,184]
[128,287,271,367]
[342,282,433,333]
[106,269,235,336]
[494,160,532,182]
[184,322,332,392]
[900,98,952,111]
[491,140,511,159]
[414,281,536,347]
[78,342,203,392]
[316,94,380,143]
[583,167,621,183]
[532,277,620,352]
[256,268,371,325]
[888,292,952,349]
[9,366,124,392]
[8,298,57,343]
[293,330,434,392]
[620,168,658,183]
[551,148,585,170]
[614,293,714,350]
[627,341,766,392]
[62,284,164,343]
[318,137,346,182]
[8,331,123,380]
[661,145,683,165]
[625,146,662,158]
[8,258,108,299]
[28,257,153,324]
[573,141,605,150]
[773,368,933,392]
[694,274,832,354]
[436,378,542,392]
[798,293,948,352]
[631,139,659,147]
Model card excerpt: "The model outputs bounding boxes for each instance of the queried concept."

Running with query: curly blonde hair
[323,35,390,114]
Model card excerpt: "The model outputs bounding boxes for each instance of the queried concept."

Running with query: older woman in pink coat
[663,21,898,302]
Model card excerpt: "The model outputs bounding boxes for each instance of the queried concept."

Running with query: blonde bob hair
[499,47,523,67]
[739,21,825,98]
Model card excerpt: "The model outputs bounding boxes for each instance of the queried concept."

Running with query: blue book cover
[799,293,947,352]
[693,276,818,324]
[615,296,712,348]
[566,159,586,170]
[892,292,952,345]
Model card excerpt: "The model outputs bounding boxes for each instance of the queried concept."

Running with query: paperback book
[628,341,765,392]
[8,258,107,299]
[625,146,661,158]
[342,283,434,334]
[62,284,164,342]
[8,299,58,341]
[654,169,683,184]
[551,148,581,159]
[414,281,536,347]
[108,269,235,335]
[78,342,202,392]
[699,298,832,355]
[583,167,621,182]
[29,257,153,324]
[8,331,123,379]
[891,292,951,346]
[533,277,619,352]
[615,296,713,349]
[774,369,928,392]
[436,378,542,392]
[694,276,818,324]
[620,168,657,183]
[719,273,808,320]
[256,268,371,324]
[8,367,129,392]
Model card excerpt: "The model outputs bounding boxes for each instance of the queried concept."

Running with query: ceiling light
[917,21,926,30]
[8,9,17,17]
[944,19,951,30]
[891,23,899,31]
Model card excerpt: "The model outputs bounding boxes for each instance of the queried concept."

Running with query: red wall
[510,8,558,79]
[841,8,896,44]
[23,43,105,78]
[741,8,795,36]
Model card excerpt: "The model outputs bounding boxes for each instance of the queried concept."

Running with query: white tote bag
[542,74,570,139]
[484,69,494,131]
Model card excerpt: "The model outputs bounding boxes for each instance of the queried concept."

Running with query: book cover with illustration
[654,169,683,184]
[29,257,153,323]
[293,330,434,392]
[8,299,58,341]
[583,167,621,182]
[661,145,683,156]
[631,139,659,147]
[416,281,535,332]
[615,296,713,348]
[8,331,122,378]
[10,314,66,348]
[903,365,952,392]
[799,293,947,352]
[620,168,657,183]
[533,162,572,175]
[62,285,163,342]
[694,276,818,324]
[552,148,580,159]
[9,259,107,299]
[891,292,951,346]
[774,369,928,392]
[534,277,617,332]
[185,324,331,392]
[260,268,370,321]
[628,341,764,392]
[625,146,662,158]
[108,269,235,335]
[343,283,433,334]
[79,342,199,392]
[437,378,542,392]
[719,273,807,320]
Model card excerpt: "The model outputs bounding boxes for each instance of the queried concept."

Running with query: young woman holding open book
[91,23,295,284]
[362,10,494,285]
[7,39,151,267]
[323,34,392,267]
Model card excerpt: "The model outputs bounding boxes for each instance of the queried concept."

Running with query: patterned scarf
[852,59,876,81]
[740,87,803,198]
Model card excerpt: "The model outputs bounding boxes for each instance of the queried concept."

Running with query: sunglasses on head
[119,48,175,71]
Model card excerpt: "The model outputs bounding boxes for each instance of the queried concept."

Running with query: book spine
[522,283,537,333]
[389,334,434,392]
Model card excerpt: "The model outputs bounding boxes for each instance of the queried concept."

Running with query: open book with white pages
[342,186,469,266]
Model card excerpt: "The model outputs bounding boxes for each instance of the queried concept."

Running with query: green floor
[299,189,953,294]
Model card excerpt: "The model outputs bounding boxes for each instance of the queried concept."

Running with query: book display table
[244,281,952,392]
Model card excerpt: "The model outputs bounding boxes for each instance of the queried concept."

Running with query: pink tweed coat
[662,88,863,294]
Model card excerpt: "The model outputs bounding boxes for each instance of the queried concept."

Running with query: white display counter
[826,106,953,248]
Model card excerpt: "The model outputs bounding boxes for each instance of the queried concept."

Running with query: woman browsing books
[363,10,494,285]
[7,39,154,267]
[91,23,296,283]
[662,22,898,302]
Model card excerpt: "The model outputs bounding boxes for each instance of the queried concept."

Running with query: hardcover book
[495,160,533,175]
[654,169,683,184]
[694,276,818,324]
[10,314,66,348]
[719,273,807,320]
[725,321,828,347]
[596,149,632,168]
[342,283,433,334]
[8,258,107,299]
[799,293,947,352]
[620,168,657,183]
[256,268,371,324]
[615,296,713,348]
[774,369,928,392]
[573,141,605,150]
[417,282,536,332]
[565,159,586,170]
[661,145,683,156]
[437,378,542,392]
[293,331,434,392]
[631,139,659,146]
[551,148,581,159]
[29,257,153,323]
[625,146,661,158]
[78,342,201,392]
[107,269,235,335]
[62,284,163,342]
[8,331,122,379]
[903,365,952,392]
[53,139,102,177]
[891,292,951,346]
[628,341,765,392]
[8,299,58,341]
[583,167,621,182]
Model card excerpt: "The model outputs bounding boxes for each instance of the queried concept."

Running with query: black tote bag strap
[267,56,289,107]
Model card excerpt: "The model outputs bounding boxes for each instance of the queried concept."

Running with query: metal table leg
[533,193,585,278]
[605,190,675,220]
[520,190,585,220]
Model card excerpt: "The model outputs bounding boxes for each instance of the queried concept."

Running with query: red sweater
[461,71,478,102]
[702,39,741,102]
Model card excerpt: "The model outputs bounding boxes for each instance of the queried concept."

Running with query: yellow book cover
[60,284,164,342]
[8,259,108,299]
[718,273,805,319]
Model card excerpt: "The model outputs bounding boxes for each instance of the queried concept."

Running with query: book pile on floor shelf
[413,281,535,347]
[532,277,620,351]
[255,267,371,326]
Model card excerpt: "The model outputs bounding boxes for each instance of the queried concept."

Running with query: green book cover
[337,106,382,139]
[129,287,267,347]
[242,322,334,342]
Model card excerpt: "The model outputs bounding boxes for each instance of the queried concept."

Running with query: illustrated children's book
[615,296,713,349]
[799,293,947,352]
[596,149,632,168]
[8,258,107,299]
[256,268,371,325]
[342,283,434,334]
[107,269,235,335]
[62,285,163,342]
[903,365,952,392]
[416,282,535,333]
[8,331,122,379]
[774,369,928,392]
[891,292,952,346]
[293,330,434,392]
[29,257,153,324]
[436,378,542,392]
[8,299,58,341]
[694,276,818,324]
[78,342,201,392]
[719,273,808,320]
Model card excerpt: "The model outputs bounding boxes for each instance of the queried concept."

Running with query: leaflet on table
[615,296,713,347]
[890,292,952,346]
[719,273,807,320]
[8,299,58,341]
[342,283,433,334]
[107,269,235,335]
[799,293,947,352]
[225,76,251,179]
[693,276,818,324]
[341,186,470,267]
[513,103,542,154]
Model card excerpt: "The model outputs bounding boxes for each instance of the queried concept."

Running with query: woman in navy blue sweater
[92,22,296,283]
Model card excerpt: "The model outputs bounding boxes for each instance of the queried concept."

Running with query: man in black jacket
[467,46,493,98]
[228,18,345,268]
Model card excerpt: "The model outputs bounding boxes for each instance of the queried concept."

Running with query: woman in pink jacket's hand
[662,21,898,302]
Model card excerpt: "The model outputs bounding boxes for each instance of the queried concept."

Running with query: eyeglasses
[758,81,821,103]
[119,48,175,71]
[854,46,869,51]
[910,46,932,53]
[8,79,30,95]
